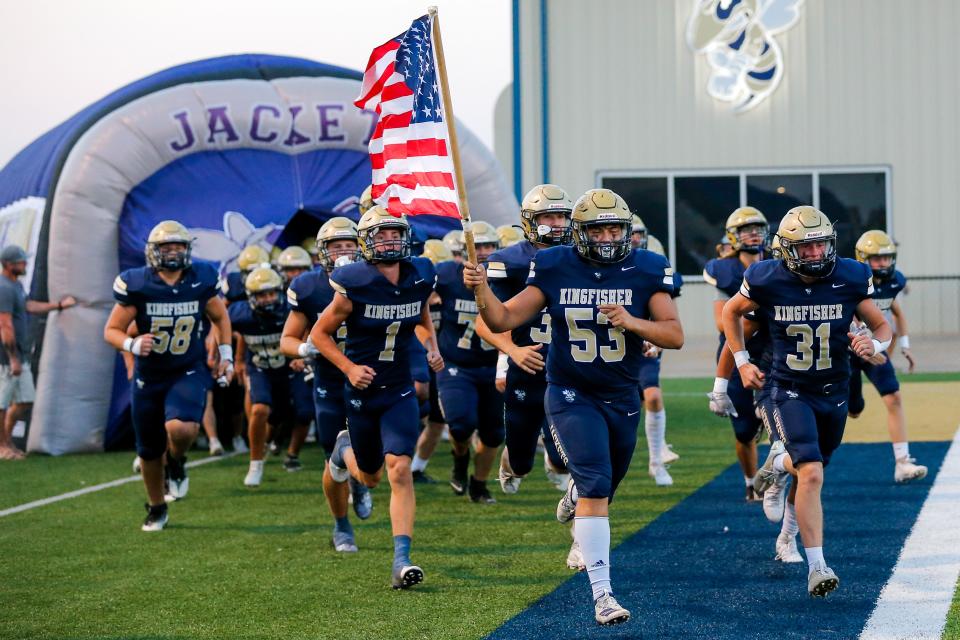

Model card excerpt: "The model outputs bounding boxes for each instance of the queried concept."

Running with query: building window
[596,167,889,276]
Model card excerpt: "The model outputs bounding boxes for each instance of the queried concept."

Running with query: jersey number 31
[786,323,832,371]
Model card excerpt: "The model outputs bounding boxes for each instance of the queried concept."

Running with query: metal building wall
[509,0,960,337]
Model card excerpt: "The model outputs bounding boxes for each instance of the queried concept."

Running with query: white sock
[804,546,825,573]
[892,442,909,461]
[574,516,612,600]
[249,459,264,472]
[411,454,429,473]
[781,501,799,538]
[645,410,665,464]
[744,475,754,488]
[772,453,788,473]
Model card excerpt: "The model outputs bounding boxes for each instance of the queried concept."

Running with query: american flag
[354,14,460,219]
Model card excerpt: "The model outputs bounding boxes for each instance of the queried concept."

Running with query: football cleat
[283,454,303,472]
[165,455,189,500]
[594,592,630,626]
[208,437,224,456]
[649,463,673,487]
[412,470,436,484]
[661,445,680,465]
[556,478,577,523]
[141,502,169,532]
[132,455,142,474]
[753,440,787,495]
[763,474,790,522]
[775,534,804,563]
[808,566,840,597]
[332,528,358,553]
[244,460,264,487]
[894,456,928,483]
[328,430,351,483]
[498,451,523,494]
[392,565,424,590]
[469,477,497,504]
[349,477,373,520]
[450,451,469,496]
[566,540,586,571]
[745,486,763,503]
[232,435,249,453]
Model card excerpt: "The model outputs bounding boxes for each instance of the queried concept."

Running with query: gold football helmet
[768,233,783,260]
[316,217,361,271]
[301,237,319,258]
[647,234,665,256]
[358,184,375,215]
[496,224,524,247]
[421,239,454,265]
[442,229,465,256]
[357,206,411,263]
[470,221,500,247]
[520,184,573,245]
[855,229,897,279]
[776,206,837,278]
[277,246,312,270]
[145,220,193,271]
[630,214,648,249]
[725,206,768,254]
[244,267,284,315]
[237,245,271,274]
[570,189,632,263]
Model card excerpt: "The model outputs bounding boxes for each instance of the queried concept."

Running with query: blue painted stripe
[487,441,949,639]
[511,0,522,201]
[539,0,549,184]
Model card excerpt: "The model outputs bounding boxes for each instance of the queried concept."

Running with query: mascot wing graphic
[686,0,804,113]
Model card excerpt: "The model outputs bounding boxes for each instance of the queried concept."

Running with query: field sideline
[1,376,958,640]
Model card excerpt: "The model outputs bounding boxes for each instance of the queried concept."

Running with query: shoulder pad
[329,261,374,296]
[288,271,317,302]
[703,259,719,285]
[117,267,148,294]
[435,259,459,284]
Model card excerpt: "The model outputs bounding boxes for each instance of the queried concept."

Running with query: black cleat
[165,454,188,500]
[283,454,303,472]
[468,476,496,504]
[450,451,469,496]
[141,502,169,532]
[412,470,436,484]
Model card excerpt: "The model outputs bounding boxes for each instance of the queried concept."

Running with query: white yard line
[859,426,960,640]
[0,452,239,518]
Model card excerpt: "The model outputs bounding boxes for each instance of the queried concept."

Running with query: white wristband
[733,350,751,368]
[871,338,890,355]
[218,344,234,362]
[122,337,134,353]
[713,377,729,394]
[298,341,320,358]
[899,335,910,350]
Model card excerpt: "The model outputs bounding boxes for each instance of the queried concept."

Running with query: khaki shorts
[0,362,35,410]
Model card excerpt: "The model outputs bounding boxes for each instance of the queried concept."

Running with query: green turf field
[1,375,958,640]
[948,584,960,640]
[0,378,737,640]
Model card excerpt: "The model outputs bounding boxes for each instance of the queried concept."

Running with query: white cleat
[132,456,142,474]
[894,456,928,483]
[649,462,673,487]
[244,460,264,487]
[208,437,224,456]
[232,436,249,454]
[775,534,804,563]
[808,566,840,597]
[763,473,790,523]
[594,592,630,626]
[556,478,577,523]
[754,440,786,494]
[498,466,522,495]
[566,540,586,571]
[661,445,680,465]
[166,477,189,501]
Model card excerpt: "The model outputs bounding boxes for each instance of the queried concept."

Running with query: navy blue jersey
[113,262,218,378]
[220,271,247,303]
[487,242,552,350]
[671,271,684,298]
[527,246,674,398]
[330,257,436,389]
[287,269,346,382]
[229,301,288,370]
[741,258,874,386]
[870,270,907,316]
[705,255,770,363]
[435,260,498,367]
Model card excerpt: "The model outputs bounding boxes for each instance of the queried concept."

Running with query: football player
[434,221,503,503]
[442,230,465,262]
[311,206,443,589]
[631,220,683,486]
[410,239,453,484]
[703,207,770,501]
[475,184,572,496]
[301,237,321,268]
[850,230,926,482]
[281,217,370,552]
[464,188,683,626]
[104,221,234,531]
[230,267,291,487]
[275,246,316,471]
[222,245,271,304]
[724,206,892,597]
[496,224,525,248]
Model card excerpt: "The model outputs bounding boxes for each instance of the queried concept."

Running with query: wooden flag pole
[428,5,485,308]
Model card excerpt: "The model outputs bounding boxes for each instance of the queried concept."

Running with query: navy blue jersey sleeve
[193,262,221,302]
[671,271,684,298]
[413,256,438,293]
[740,261,769,306]
[286,272,314,311]
[649,252,676,296]
[112,268,143,306]
[895,270,907,290]
[702,258,719,286]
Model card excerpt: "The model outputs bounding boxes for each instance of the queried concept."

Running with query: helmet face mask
[630,214,648,249]
[356,207,412,263]
[321,239,360,271]
[725,207,769,254]
[575,221,631,263]
[867,255,896,280]
[734,223,768,254]
[779,236,837,278]
[571,189,633,264]
[145,221,193,271]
